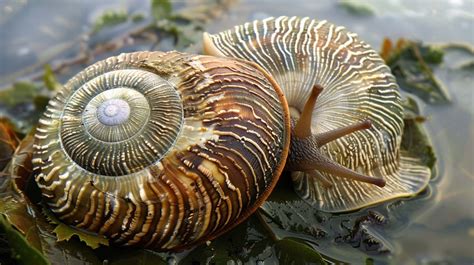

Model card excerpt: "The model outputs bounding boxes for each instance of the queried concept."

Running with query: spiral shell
[33,51,290,249]
[204,16,431,212]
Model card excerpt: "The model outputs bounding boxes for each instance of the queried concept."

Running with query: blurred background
[0,0,473,264]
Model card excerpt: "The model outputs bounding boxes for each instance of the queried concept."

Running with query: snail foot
[307,170,333,188]
[311,153,386,188]
[289,84,384,187]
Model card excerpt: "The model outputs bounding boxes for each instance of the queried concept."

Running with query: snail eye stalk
[294,85,323,138]
[315,120,372,147]
[289,85,386,188]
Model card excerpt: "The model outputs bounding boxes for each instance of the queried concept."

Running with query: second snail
[33,16,431,250]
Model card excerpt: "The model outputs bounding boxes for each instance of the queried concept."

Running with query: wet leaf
[275,238,325,265]
[153,19,203,50]
[1,168,104,264]
[0,82,50,134]
[92,9,129,34]
[151,0,172,20]
[0,214,49,265]
[53,223,109,250]
[338,0,375,17]
[402,97,426,122]
[0,194,43,252]
[0,119,19,171]
[0,82,39,107]
[1,140,103,263]
[401,97,436,169]
[34,207,104,265]
[382,38,450,104]
[180,215,280,264]
[131,13,146,23]
[366,257,375,265]
[43,210,109,249]
[43,65,62,91]
[96,248,167,265]
[1,135,43,253]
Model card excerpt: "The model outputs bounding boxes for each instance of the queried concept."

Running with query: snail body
[204,16,431,212]
[33,51,290,250]
[33,16,432,251]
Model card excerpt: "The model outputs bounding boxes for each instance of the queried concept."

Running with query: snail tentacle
[289,134,386,187]
[294,85,323,138]
[291,85,383,187]
[307,170,333,188]
[315,119,372,147]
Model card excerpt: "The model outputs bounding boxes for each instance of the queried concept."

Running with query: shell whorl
[62,69,183,176]
[204,16,431,212]
[33,51,290,249]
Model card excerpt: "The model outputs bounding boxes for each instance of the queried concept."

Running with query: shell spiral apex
[33,51,290,250]
[204,16,431,212]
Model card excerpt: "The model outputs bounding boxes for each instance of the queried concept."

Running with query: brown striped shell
[204,16,431,212]
[33,51,290,250]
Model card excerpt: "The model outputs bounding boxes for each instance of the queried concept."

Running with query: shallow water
[217,2,474,264]
[0,0,473,264]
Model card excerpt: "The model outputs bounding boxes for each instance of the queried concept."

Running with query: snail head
[287,85,386,188]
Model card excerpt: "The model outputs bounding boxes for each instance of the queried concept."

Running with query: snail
[32,16,432,251]
[33,51,291,250]
[203,16,431,212]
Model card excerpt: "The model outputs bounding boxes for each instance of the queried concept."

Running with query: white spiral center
[97,98,130,126]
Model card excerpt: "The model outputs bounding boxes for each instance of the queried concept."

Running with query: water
[0,0,473,264]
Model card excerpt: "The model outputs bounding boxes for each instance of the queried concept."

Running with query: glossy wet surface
[0,0,473,264]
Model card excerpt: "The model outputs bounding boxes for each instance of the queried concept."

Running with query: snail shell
[204,16,431,212]
[33,51,290,249]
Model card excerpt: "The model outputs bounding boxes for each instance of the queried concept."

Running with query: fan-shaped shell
[204,16,431,212]
[33,51,290,249]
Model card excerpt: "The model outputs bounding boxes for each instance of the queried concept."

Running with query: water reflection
[0,0,473,264]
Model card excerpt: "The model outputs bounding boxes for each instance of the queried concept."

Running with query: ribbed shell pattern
[204,16,431,212]
[33,51,290,249]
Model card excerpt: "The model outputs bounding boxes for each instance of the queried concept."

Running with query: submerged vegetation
[1,0,472,264]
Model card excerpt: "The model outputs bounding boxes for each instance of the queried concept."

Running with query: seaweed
[382,38,451,104]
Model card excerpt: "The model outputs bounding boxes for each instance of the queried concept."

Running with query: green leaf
[0,82,51,134]
[33,207,104,265]
[92,9,129,33]
[338,0,375,17]
[43,210,109,249]
[0,214,50,265]
[1,148,106,264]
[151,0,172,20]
[0,194,43,251]
[366,257,375,265]
[400,97,436,169]
[0,82,39,107]
[53,223,109,250]
[95,248,167,265]
[402,97,426,122]
[180,215,280,264]
[275,238,325,265]
[153,19,202,50]
[384,39,451,104]
[42,65,62,91]
[131,13,146,23]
